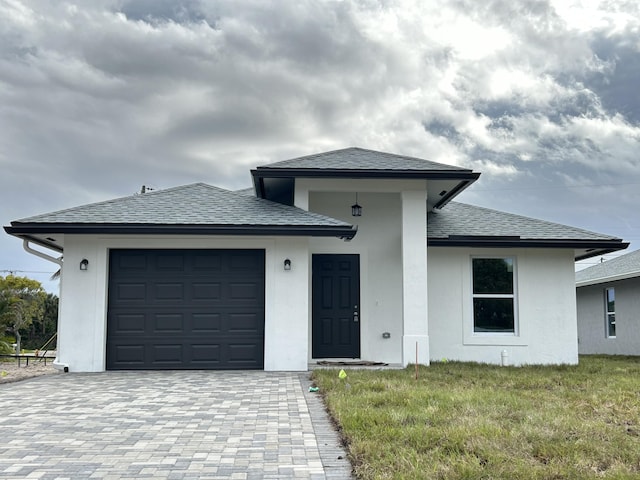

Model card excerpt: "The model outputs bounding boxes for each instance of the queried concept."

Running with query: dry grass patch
[312,356,640,479]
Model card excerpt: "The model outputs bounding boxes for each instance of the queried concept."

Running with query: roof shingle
[257,147,471,172]
[576,249,640,286]
[13,183,351,228]
[427,202,619,241]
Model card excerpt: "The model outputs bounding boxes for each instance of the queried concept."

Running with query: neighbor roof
[427,202,628,260]
[4,183,357,250]
[576,249,640,287]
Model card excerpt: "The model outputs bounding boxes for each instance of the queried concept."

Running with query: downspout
[22,240,68,372]
[22,240,63,266]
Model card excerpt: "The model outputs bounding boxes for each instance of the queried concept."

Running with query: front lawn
[312,356,640,479]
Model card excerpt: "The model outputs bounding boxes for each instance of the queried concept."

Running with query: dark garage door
[107,249,265,370]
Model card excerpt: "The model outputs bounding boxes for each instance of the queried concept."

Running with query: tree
[22,293,58,350]
[0,275,47,355]
[0,294,11,354]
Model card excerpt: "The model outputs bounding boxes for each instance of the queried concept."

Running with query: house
[4,148,628,372]
[576,249,640,355]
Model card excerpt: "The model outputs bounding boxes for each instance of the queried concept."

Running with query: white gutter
[21,240,68,371]
[22,240,63,266]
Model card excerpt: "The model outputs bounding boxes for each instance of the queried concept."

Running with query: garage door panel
[229,282,262,300]
[107,249,265,370]
[192,313,222,333]
[154,283,185,301]
[113,253,147,272]
[152,344,183,364]
[109,310,264,336]
[109,337,263,369]
[190,344,221,362]
[227,342,264,365]
[155,254,185,271]
[109,344,145,366]
[154,314,184,333]
[228,313,264,334]
[116,283,147,302]
[192,252,223,271]
[111,313,146,334]
[191,282,221,300]
[229,251,263,270]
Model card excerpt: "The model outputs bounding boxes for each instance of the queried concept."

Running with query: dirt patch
[0,361,59,384]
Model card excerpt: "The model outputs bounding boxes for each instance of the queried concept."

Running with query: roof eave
[428,236,629,258]
[432,177,480,209]
[576,270,640,288]
[251,168,478,181]
[252,174,266,199]
[5,223,358,240]
[4,232,63,253]
[574,246,629,262]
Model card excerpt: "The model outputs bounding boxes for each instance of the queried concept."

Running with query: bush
[0,335,15,354]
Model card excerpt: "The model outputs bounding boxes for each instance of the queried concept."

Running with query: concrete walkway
[0,371,352,479]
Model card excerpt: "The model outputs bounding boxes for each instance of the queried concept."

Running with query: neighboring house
[576,249,640,355]
[4,148,628,372]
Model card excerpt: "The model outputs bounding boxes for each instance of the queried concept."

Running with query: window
[605,287,616,338]
[472,257,516,333]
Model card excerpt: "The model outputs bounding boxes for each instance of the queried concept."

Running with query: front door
[312,254,360,358]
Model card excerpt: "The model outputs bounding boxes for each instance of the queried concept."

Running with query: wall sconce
[79,259,89,271]
[284,259,292,271]
[351,193,362,217]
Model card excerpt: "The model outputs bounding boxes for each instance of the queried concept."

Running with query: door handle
[353,312,359,322]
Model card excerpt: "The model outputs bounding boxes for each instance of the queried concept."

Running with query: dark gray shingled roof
[234,187,256,196]
[427,202,620,241]
[576,249,640,286]
[252,147,480,211]
[427,201,628,260]
[6,181,625,259]
[6,183,355,238]
[257,147,471,172]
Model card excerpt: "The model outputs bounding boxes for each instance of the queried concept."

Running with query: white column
[55,237,104,372]
[401,190,430,366]
[263,238,310,371]
[294,183,309,210]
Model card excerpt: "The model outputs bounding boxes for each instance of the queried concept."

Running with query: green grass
[311,356,640,479]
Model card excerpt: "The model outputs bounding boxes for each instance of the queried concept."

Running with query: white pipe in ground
[501,349,509,366]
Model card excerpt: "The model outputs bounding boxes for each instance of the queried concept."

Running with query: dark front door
[312,254,360,358]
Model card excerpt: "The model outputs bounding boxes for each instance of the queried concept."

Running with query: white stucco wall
[299,178,430,366]
[400,190,429,367]
[307,191,404,364]
[428,247,579,365]
[577,277,640,355]
[55,235,313,372]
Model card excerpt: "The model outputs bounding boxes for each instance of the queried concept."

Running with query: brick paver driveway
[0,371,351,479]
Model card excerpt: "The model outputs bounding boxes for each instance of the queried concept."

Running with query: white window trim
[605,287,616,339]
[463,256,526,346]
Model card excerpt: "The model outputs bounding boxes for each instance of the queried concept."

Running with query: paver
[0,372,351,479]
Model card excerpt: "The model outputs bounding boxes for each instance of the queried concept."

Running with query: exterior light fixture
[351,193,362,217]
[79,259,89,271]
[284,259,292,271]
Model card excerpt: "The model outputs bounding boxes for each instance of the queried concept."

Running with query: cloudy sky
[1,0,639,292]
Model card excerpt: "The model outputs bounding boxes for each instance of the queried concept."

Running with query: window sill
[463,334,528,346]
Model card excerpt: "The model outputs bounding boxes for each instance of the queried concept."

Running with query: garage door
[107,249,265,370]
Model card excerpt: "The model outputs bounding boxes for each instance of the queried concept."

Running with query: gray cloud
[119,0,207,24]
[587,36,640,123]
